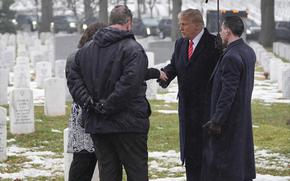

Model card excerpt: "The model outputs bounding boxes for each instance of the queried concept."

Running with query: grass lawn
[0,99,289,180]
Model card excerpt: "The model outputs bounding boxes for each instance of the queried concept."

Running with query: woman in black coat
[66,22,106,181]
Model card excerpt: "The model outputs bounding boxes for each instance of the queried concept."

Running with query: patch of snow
[51,129,62,133]
[156,110,178,114]
[0,145,63,179]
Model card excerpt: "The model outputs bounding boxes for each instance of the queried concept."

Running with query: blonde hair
[178,9,204,26]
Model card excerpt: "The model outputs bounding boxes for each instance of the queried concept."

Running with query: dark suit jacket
[202,38,256,181]
[163,28,220,163]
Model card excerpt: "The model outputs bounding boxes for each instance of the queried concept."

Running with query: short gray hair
[109,5,133,25]
[178,9,204,26]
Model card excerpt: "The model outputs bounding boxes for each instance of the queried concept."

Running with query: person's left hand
[202,120,221,136]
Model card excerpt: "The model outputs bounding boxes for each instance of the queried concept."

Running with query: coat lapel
[187,29,207,64]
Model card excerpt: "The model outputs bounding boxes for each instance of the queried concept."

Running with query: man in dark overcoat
[202,15,256,181]
[158,9,221,181]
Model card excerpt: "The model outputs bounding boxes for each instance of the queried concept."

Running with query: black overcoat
[201,38,256,181]
[163,28,220,163]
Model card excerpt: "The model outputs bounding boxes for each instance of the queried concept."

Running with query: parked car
[132,17,159,37]
[15,14,38,32]
[275,21,290,42]
[51,15,78,33]
[243,18,260,40]
[158,18,172,39]
[80,17,99,32]
[0,17,16,34]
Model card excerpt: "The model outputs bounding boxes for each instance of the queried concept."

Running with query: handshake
[82,97,106,114]
[157,69,169,88]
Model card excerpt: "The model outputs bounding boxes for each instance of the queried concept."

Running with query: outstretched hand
[159,70,168,81]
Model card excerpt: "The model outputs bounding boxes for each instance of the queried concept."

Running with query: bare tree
[259,0,275,48]
[171,0,181,41]
[39,0,53,32]
[84,0,94,22]
[99,0,108,24]
[147,0,157,18]
[137,0,143,19]
[168,0,171,16]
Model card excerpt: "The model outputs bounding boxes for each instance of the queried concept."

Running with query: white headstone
[146,52,158,100]
[44,78,66,116]
[277,64,290,91]
[9,88,34,134]
[13,64,30,88]
[0,66,9,105]
[63,128,73,181]
[36,61,52,88]
[270,58,283,82]
[260,52,273,73]
[55,59,66,78]
[0,107,7,161]
[16,56,30,66]
[30,51,43,70]
[2,46,15,69]
[282,67,290,98]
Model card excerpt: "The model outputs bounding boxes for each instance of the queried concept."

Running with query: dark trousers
[185,156,201,181]
[91,133,148,181]
[68,151,97,181]
[185,123,203,181]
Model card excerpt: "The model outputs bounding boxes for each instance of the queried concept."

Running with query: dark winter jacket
[201,38,256,181]
[67,27,151,134]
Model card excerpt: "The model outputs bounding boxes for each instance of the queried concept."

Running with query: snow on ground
[252,72,290,104]
[155,69,290,105]
[149,150,290,181]
[1,145,289,180]
[0,145,63,179]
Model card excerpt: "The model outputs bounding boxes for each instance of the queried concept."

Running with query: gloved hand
[82,96,94,111]
[157,79,169,88]
[202,119,221,136]
[93,99,106,114]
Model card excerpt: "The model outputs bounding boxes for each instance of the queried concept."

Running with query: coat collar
[226,38,244,51]
[208,38,244,81]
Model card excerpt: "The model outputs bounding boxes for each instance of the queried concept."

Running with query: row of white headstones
[0,33,68,162]
[0,32,159,180]
[249,41,290,98]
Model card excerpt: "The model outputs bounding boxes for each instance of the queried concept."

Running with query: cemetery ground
[0,98,289,180]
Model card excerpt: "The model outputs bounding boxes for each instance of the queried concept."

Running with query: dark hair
[223,15,244,37]
[109,5,132,25]
[78,22,106,48]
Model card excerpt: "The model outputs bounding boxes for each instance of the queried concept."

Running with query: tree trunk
[137,0,142,19]
[84,0,94,22]
[171,0,181,41]
[259,0,275,48]
[99,0,108,24]
[168,0,171,16]
[39,0,53,33]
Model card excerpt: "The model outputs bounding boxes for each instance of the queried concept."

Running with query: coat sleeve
[211,54,243,125]
[161,39,181,87]
[145,68,160,80]
[103,48,148,114]
[66,50,92,107]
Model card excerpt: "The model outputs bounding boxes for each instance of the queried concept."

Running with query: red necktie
[188,40,194,60]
